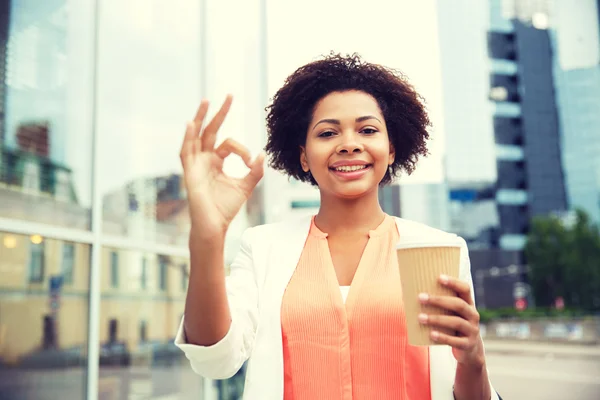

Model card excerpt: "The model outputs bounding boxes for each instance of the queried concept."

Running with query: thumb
[240,151,265,193]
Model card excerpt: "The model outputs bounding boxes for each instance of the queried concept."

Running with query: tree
[525,209,600,311]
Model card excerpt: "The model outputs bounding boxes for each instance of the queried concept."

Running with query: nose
[336,133,364,154]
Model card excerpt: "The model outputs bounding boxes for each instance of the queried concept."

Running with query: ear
[388,143,395,166]
[300,146,309,172]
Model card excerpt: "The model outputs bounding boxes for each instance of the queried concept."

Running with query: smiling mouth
[330,164,372,172]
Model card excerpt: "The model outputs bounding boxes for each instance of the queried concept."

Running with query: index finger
[439,275,474,305]
[183,100,209,144]
[201,94,233,151]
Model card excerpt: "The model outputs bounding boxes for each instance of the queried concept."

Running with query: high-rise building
[551,0,600,223]
[436,0,496,184]
[437,0,571,308]
[435,0,499,247]
[488,0,568,251]
[447,182,499,249]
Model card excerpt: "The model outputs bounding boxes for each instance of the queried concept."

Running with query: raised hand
[180,95,265,239]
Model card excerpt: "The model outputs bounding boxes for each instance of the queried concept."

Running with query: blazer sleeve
[174,227,259,379]
[458,236,500,400]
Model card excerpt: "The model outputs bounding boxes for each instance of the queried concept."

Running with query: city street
[485,341,600,400]
[1,344,599,399]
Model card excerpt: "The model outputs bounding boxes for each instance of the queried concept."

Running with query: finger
[430,330,471,350]
[439,274,474,305]
[180,122,198,158]
[418,313,477,338]
[239,151,265,193]
[194,99,210,127]
[202,94,233,151]
[419,293,479,323]
[183,101,210,145]
[215,138,252,165]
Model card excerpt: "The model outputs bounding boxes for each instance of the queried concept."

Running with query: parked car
[99,341,130,366]
[17,345,85,369]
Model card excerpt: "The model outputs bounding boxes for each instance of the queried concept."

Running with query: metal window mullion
[99,234,189,258]
[86,0,102,398]
[0,217,94,243]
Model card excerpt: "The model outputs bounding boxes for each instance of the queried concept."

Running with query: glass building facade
[488,0,568,251]
[0,0,266,398]
[551,0,600,224]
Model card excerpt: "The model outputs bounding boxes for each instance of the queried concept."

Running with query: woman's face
[300,90,395,199]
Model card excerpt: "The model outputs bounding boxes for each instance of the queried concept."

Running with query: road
[485,341,600,400]
[1,343,598,399]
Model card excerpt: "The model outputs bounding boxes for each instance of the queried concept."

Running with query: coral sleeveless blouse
[281,215,431,399]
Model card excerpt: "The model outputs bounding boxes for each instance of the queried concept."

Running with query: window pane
[110,251,119,289]
[141,257,147,291]
[0,0,94,229]
[100,248,202,398]
[28,239,45,282]
[97,0,202,245]
[61,242,75,284]
[0,232,89,399]
[158,257,167,291]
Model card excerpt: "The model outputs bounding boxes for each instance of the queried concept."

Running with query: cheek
[371,141,393,162]
[304,143,329,165]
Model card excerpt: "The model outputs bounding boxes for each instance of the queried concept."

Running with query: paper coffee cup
[396,240,461,346]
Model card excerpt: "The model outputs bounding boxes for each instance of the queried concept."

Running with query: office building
[551,0,600,223]
[488,0,568,251]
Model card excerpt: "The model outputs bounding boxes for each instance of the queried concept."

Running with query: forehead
[312,90,383,120]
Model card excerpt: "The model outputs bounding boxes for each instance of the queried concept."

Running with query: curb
[483,341,600,360]
[485,348,600,361]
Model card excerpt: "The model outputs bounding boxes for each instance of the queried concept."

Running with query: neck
[315,188,386,236]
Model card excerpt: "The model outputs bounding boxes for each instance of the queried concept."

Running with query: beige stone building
[0,228,188,364]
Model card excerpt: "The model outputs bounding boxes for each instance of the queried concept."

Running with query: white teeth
[334,165,368,172]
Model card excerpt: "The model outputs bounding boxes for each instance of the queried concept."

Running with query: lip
[329,160,371,168]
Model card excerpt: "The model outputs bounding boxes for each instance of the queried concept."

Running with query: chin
[330,182,378,199]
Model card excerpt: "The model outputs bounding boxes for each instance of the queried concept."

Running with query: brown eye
[318,131,335,138]
[361,128,378,135]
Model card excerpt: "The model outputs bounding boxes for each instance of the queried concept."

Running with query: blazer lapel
[260,216,312,399]
[264,215,313,299]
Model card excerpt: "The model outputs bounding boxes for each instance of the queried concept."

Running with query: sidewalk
[483,339,600,360]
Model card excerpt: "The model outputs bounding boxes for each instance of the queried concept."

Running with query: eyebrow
[311,115,382,131]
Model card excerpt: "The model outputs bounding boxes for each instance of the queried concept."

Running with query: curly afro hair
[265,52,431,186]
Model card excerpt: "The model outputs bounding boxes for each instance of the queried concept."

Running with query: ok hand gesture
[180,95,265,239]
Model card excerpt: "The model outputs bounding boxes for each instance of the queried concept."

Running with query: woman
[175,54,499,400]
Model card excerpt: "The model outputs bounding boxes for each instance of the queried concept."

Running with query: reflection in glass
[0,0,94,229]
[99,248,203,399]
[0,232,89,399]
[97,0,202,246]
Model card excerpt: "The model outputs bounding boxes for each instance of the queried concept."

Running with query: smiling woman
[175,53,499,400]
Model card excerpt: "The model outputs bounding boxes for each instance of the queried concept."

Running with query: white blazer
[175,216,499,400]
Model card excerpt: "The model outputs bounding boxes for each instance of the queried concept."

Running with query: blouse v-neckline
[309,215,393,311]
